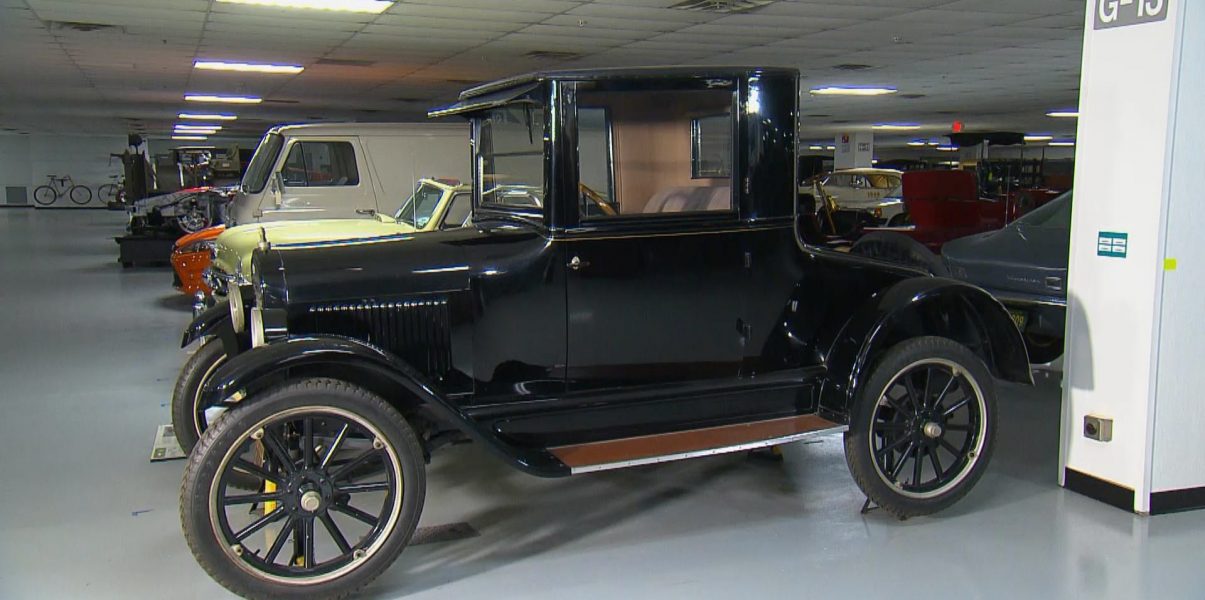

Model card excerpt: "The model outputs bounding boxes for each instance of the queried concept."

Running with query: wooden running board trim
[550,414,842,474]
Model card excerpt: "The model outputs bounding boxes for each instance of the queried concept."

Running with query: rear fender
[199,335,569,477]
[819,277,1031,422]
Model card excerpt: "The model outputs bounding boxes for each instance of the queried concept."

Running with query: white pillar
[1061,0,1205,513]
[834,131,872,169]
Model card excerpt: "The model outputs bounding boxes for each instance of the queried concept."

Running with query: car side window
[280,141,359,187]
[440,192,472,229]
[576,88,735,219]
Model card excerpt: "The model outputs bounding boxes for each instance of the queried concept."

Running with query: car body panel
[943,191,1072,338]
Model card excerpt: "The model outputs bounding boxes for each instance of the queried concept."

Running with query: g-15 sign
[1095,0,1168,29]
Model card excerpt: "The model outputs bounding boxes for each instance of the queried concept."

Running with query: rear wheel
[1023,332,1064,364]
[844,336,997,518]
[181,378,425,600]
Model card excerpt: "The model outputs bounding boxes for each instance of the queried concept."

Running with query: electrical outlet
[1084,415,1113,442]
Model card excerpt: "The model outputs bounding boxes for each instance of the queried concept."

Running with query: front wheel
[32,185,57,206]
[68,185,93,205]
[844,336,997,518]
[181,378,425,600]
[172,337,227,454]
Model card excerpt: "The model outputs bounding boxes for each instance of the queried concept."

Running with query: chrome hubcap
[299,490,322,513]
[922,422,943,439]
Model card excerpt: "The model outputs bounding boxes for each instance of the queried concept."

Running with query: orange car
[171,225,225,296]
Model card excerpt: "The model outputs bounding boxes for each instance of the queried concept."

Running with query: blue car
[943,191,1072,364]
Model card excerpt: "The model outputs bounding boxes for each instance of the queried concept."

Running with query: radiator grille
[305,298,452,377]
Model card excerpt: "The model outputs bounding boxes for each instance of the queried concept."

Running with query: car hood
[212,216,417,280]
[265,221,544,306]
[942,223,1069,298]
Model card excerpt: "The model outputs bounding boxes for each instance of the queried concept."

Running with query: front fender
[819,277,1031,422]
[199,335,570,477]
[182,300,230,348]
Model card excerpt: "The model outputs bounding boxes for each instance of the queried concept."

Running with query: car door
[259,138,377,222]
[563,97,745,393]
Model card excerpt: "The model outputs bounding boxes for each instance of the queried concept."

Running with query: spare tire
[850,232,949,276]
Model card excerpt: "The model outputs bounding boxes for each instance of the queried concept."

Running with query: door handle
[568,255,590,271]
[355,208,377,216]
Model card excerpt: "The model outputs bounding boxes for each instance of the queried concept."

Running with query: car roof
[267,122,465,137]
[457,65,798,100]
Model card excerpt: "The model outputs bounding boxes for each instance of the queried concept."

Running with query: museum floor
[2,209,1204,599]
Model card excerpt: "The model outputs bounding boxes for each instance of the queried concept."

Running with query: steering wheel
[579,183,616,216]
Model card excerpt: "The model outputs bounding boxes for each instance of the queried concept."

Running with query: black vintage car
[178,67,1031,599]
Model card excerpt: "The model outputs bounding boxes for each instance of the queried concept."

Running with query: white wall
[0,133,127,207]
[1150,0,1205,495]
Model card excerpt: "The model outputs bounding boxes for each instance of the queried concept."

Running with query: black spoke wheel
[844,337,997,518]
[181,378,425,599]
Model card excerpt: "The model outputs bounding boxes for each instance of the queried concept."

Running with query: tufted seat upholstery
[642,185,731,213]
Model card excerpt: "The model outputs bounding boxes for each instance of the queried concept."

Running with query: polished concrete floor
[2,208,1204,599]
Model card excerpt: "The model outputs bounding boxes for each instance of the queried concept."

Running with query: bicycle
[96,174,124,203]
[33,175,92,206]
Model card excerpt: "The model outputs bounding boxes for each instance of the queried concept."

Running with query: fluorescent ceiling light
[927,140,941,146]
[1050,140,1076,147]
[873,123,920,131]
[809,86,897,97]
[1024,134,1053,142]
[185,94,262,104]
[175,124,222,130]
[195,60,303,74]
[808,145,823,151]
[906,140,927,147]
[936,145,959,152]
[215,0,394,13]
[172,135,208,141]
[1046,110,1079,118]
[175,129,220,135]
[178,113,237,121]
[826,145,836,151]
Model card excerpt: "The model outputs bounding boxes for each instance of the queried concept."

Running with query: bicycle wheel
[33,186,58,206]
[97,183,120,203]
[69,185,93,205]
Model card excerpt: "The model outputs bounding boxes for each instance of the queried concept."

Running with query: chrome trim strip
[994,293,1067,308]
[568,425,847,474]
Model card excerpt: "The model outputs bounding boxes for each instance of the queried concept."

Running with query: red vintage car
[848,171,1063,273]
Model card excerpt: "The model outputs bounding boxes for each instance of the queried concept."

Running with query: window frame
[573,84,740,225]
[575,105,618,219]
[470,93,550,225]
[690,113,733,180]
[279,140,361,188]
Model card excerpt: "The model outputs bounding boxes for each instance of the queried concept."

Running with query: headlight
[178,239,215,255]
[228,285,245,333]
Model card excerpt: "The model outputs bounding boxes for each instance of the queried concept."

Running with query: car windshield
[241,132,283,194]
[478,102,546,210]
[394,183,444,228]
[1017,190,1073,228]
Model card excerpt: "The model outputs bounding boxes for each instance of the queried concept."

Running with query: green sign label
[1098,231,1128,258]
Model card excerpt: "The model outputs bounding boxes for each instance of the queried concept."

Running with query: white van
[228,122,468,226]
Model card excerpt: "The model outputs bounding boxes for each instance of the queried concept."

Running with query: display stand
[115,234,175,267]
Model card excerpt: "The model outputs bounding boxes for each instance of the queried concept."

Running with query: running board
[550,415,846,474]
